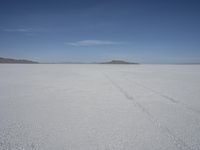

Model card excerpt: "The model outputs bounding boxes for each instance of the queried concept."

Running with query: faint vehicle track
[121,73,200,115]
[103,73,193,150]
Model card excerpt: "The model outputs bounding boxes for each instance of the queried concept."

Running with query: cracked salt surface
[0,64,200,150]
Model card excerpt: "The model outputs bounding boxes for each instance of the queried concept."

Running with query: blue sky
[0,0,200,63]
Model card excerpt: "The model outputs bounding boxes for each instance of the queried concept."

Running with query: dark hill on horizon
[0,57,38,64]
[101,60,139,64]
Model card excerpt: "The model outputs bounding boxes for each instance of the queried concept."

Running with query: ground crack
[103,73,193,150]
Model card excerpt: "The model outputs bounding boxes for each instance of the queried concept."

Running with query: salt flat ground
[0,64,200,150]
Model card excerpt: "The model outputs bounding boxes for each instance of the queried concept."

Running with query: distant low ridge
[0,57,38,64]
[101,60,139,64]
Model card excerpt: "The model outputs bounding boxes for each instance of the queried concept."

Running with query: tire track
[122,74,200,115]
[103,73,193,150]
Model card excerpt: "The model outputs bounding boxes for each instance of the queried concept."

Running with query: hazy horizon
[0,0,200,63]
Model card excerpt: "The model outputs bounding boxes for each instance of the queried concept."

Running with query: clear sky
[0,0,200,63]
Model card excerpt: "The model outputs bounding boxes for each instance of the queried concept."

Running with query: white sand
[0,64,200,150]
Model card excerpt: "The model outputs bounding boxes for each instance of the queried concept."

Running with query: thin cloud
[66,40,120,46]
[3,28,32,32]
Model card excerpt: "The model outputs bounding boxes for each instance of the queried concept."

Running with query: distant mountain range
[101,60,139,64]
[0,57,38,64]
[53,60,139,64]
[0,57,138,64]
